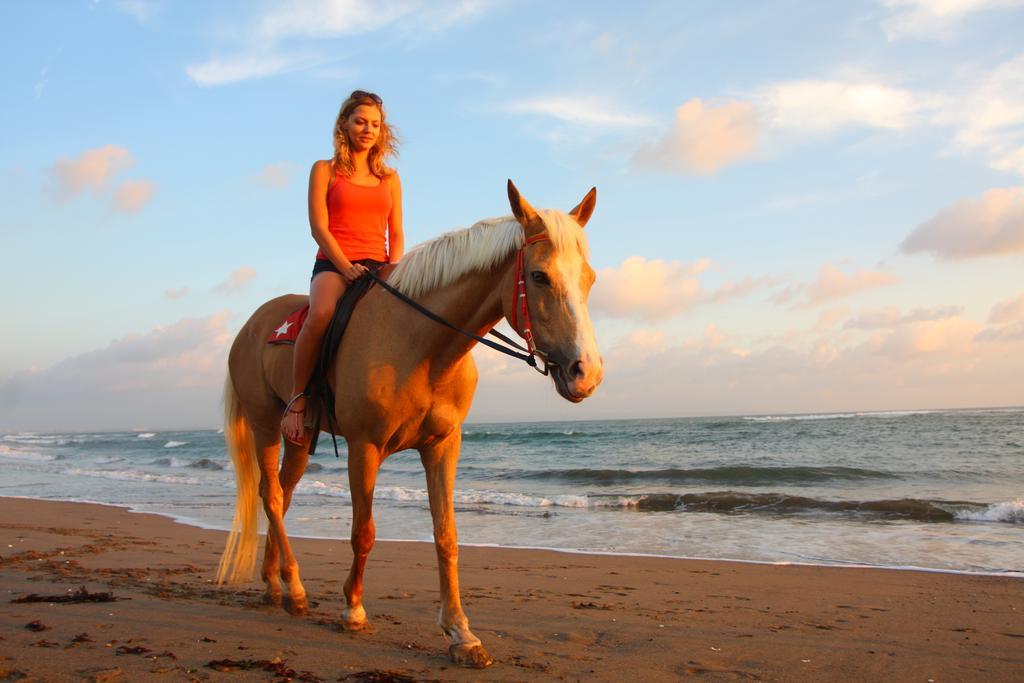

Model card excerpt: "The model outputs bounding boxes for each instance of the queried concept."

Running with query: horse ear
[507,179,539,226]
[569,187,597,229]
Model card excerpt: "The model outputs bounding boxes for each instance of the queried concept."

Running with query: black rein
[366,271,550,374]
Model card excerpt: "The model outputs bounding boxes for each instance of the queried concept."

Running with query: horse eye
[531,271,550,285]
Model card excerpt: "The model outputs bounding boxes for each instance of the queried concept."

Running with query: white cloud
[500,96,654,128]
[186,53,322,87]
[188,1,493,86]
[706,276,780,303]
[757,78,927,132]
[590,256,776,321]
[46,145,156,214]
[844,305,962,329]
[620,328,670,353]
[214,266,257,294]
[0,313,233,431]
[979,293,1024,342]
[879,0,1024,41]
[252,162,295,189]
[49,145,134,202]
[947,54,1024,176]
[747,53,1024,177]
[254,0,416,42]
[591,256,707,321]
[112,179,156,214]
[873,316,980,358]
[989,293,1024,324]
[900,186,1024,259]
[773,263,898,308]
[635,98,758,174]
[502,55,1023,182]
[417,0,495,32]
[253,0,493,41]
[165,287,189,300]
[468,307,1024,421]
[114,0,158,24]
[609,310,1019,417]
[976,320,1024,342]
[34,66,48,99]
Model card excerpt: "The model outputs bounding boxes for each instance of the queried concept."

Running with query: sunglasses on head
[350,90,382,105]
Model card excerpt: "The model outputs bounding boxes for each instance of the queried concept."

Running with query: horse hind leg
[260,534,281,606]
[257,435,311,606]
[275,437,311,610]
[254,430,309,616]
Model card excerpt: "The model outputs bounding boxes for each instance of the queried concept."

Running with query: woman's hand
[339,260,368,283]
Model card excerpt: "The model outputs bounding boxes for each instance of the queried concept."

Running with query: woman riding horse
[281,89,403,446]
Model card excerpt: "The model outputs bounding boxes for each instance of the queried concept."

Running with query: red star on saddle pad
[267,305,309,345]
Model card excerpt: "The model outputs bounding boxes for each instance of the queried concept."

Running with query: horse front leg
[420,433,493,669]
[342,440,380,631]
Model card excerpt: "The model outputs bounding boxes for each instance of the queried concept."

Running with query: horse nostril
[570,360,586,380]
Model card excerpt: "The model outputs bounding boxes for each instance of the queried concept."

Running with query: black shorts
[311,258,386,281]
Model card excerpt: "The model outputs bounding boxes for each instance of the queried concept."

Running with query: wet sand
[1,497,1021,681]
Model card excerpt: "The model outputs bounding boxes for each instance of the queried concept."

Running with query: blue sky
[2,0,1023,430]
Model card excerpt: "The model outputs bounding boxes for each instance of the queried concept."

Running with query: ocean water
[1,408,1021,576]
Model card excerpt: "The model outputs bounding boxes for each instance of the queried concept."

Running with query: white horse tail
[216,372,261,585]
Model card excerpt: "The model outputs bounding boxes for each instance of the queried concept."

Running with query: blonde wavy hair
[331,90,398,178]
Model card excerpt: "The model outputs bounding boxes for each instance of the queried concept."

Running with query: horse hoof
[261,591,282,607]
[341,618,370,632]
[449,643,494,669]
[341,605,369,631]
[282,595,308,616]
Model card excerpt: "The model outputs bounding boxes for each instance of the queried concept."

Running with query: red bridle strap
[510,232,550,355]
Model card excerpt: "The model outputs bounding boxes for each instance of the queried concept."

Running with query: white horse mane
[389,209,589,299]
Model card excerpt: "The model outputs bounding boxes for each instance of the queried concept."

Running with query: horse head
[506,180,604,403]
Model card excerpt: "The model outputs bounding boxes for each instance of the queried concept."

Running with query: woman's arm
[387,171,404,263]
[307,160,364,281]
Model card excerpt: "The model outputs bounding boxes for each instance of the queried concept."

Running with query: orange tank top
[316,172,392,262]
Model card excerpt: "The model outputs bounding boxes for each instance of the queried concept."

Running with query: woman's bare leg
[282,271,347,443]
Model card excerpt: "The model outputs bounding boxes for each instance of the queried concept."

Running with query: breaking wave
[292,481,1019,524]
[63,467,200,486]
[498,465,896,486]
[744,410,935,422]
[0,445,56,462]
[953,499,1024,524]
[152,457,223,470]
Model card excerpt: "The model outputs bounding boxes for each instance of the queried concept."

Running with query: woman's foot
[280,393,307,445]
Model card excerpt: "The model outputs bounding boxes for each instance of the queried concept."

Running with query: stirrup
[280,393,307,445]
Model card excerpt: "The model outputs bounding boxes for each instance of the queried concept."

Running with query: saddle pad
[267,305,309,345]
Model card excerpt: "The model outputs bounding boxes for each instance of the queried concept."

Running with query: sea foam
[954,499,1024,524]
[64,467,200,486]
[0,445,56,462]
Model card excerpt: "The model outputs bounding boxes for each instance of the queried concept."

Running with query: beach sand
[1,498,1020,681]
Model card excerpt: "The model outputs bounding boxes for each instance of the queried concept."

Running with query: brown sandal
[280,393,307,446]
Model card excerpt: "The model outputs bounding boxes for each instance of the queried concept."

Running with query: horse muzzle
[549,356,604,403]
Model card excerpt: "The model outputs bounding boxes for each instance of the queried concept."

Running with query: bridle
[367,231,553,375]
[509,232,549,363]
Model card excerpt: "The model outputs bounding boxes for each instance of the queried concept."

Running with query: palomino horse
[217,181,603,668]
